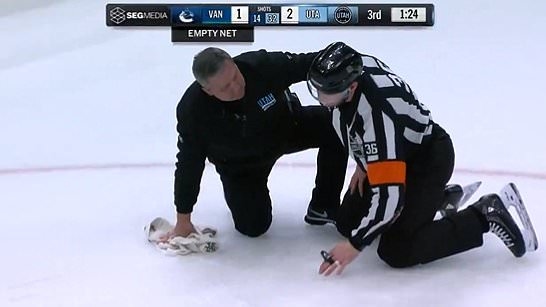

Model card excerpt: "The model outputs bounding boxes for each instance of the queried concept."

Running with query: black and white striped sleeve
[348,93,407,250]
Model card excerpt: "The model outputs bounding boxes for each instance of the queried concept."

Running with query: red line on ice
[0,162,545,181]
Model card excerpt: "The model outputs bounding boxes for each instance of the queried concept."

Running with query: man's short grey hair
[192,47,233,86]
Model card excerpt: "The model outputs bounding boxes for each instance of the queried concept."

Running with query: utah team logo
[334,6,352,24]
[110,7,126,24]
[257,93,276,111]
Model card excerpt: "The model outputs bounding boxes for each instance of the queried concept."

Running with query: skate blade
[500,183,539,252]
[459,181,482,207]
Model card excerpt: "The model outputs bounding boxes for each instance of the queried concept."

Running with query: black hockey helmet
[307,42,363,99]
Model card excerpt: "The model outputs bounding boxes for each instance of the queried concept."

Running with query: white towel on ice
[145,217,218,256]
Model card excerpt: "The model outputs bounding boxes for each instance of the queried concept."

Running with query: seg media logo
[126,11,168,20]
[109,7,126,24]
[107,5,169,26]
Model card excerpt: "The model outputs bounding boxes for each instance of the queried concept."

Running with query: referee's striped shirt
[332,55,434,250]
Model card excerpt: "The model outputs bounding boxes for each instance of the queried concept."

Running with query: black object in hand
[321,250,335,264]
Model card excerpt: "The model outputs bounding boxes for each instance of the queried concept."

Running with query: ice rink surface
[1,1,545,306]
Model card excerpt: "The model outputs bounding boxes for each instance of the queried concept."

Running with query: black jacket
[174,49,318,214]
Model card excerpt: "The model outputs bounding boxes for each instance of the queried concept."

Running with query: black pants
[217,106,348,237]
[336,124,485,267]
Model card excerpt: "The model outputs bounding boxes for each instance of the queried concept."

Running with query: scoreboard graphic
[106,3,434,42]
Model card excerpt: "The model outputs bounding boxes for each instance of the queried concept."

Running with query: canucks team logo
[257,93,276,111]
[179,9,195,23]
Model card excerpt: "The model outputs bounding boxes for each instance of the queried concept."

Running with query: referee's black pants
[217,106,348,237]
[336,124,487,268]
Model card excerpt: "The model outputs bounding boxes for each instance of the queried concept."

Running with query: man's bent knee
[234,215,272,237]
[377,248,416,268]
[377,236,418,268]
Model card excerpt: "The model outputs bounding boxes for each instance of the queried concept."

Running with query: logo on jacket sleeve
[349,133,365,159]
[257,93,276,111]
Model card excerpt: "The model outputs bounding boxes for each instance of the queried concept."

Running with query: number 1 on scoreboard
[231,6,249,24]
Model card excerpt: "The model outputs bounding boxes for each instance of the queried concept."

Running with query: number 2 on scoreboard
[287,8,293,19]
[281,6,298,24]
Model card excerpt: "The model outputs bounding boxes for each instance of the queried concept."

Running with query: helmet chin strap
[342,88,351,101]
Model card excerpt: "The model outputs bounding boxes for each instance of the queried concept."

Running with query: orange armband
[367,161,406,186]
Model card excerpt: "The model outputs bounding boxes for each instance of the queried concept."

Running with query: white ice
[1,1,545,306]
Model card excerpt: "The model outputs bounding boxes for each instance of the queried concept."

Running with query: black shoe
[472,194,526,257]
[439,181,482,217]
[439,184,464,217]
[304,206,337,225]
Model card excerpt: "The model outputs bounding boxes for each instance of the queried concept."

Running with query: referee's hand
[319,241,360,276]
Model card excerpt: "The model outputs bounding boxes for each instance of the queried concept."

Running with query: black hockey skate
[438,181,482,217]
[304,206,337,225]
[472,183,538,257]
